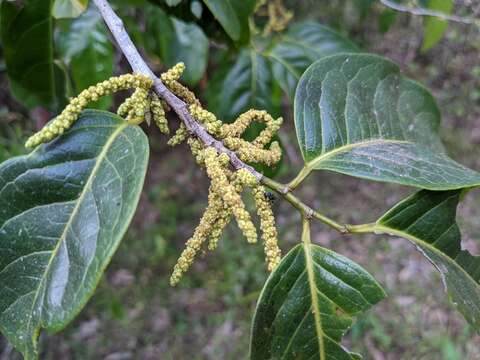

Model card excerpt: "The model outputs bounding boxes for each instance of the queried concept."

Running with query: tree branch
[380,0,479,26]
[93,0,371,235]
[92,0,263,181]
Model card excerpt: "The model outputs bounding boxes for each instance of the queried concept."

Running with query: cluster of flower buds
[25,64,194,148]
[25,73,154,148]
[168,92,285,285]
[135,63,286,285]
[170,145,282,285]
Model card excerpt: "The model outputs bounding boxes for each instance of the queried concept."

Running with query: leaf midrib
[304,138,410,171]
[25,122,127,335]
[303,243,326,360]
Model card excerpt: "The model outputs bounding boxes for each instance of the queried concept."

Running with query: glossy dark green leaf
[146,7,208,86]
[421,0,453,51]
[53,0,89,19]
[0,110,149,358]
[57,7,114,109]
[266,22,359,99]
[202,0,255,43]
[209,48,279,120]
[294,53,480,190]
[251,243,386,359]
[376,190,480,329]
[1,0,67,110]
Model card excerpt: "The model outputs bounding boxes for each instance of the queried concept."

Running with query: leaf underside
[294,53,480,190]
[0,110,149,358]
[377,190,480,330]
[251,244,385,360]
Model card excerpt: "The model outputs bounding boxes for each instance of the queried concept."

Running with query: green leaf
[202,0,255,43]
[53,0,89,19]
[421,0,453,52]
[266,22,359,99]
[378,9,397,33]
[165,0,182,6]
[209,48,279,120]
[57,7,114,109]
[1,0,67,111]
[375,190,480,330]
[294,53,480,190]
[0,110,149,358]
[251,243,386,359]
[146,7,208,86]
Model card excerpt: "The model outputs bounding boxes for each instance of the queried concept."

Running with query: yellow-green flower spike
[170,186,223,286]
[223,137,282,166]
[219,109,272,138]
[189,104,223,135]
[235,168,258,187]
[167,123,188,146]
[252,184,282,271]
[160,62,201,106]
[207,170,254,251]
[168,81,200,106]
[26,73,153,148]
[204,147,257,244]
[160,62,185,85]
[252,117,283,147]
[188,138,207,165]
[124,88,149,125]
[150,93,169,134]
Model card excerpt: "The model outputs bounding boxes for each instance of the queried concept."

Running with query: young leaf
[251,243,386,359]
[146,7,208,86]
[375,190,480,330]
[53,0,89,19]
[1,0,67,111]
[294,53,480,190]
[421,0,453,52]
[57,7,114,109]
[266,22,359,99]
[0,110,149,358]
[202,0,255,43]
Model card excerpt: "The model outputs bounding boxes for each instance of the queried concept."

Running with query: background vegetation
[1,0,479,358]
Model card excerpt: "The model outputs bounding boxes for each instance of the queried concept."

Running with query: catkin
[252,185,282,271]
[25,73,153,148]
[204,148,257,244]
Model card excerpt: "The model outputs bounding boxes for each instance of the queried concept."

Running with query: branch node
[305,207,314,220]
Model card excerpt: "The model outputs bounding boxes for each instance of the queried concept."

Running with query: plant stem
[287,165,311,191]
[301,216,311,244]
[262,177,348,233]
[345,223,377,234]
[93,0,377,237]
[379,0,479,26]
